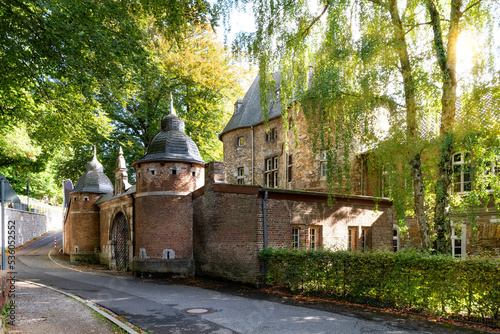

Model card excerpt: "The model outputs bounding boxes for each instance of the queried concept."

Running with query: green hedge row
[259,248,500,319]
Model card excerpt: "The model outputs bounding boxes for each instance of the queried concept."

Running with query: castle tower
[64,148,113,263]
[131,96,205,275]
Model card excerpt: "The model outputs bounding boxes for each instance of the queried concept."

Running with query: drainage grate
[180,308,215,315]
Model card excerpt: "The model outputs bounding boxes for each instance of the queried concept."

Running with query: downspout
[263,191,268,250]
[251,126,254,184]
[360,157,364,196]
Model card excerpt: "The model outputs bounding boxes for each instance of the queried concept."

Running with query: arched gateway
[112,212,129,270]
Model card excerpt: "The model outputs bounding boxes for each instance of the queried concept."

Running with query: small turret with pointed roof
[132,94,204,166]
[72,146,113,194]
[114,146,131,196]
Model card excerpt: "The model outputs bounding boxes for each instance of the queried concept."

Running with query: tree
[236,0,499,253]
[0,0,228,199]
[99,23,247,166]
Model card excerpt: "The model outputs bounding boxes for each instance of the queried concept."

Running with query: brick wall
[63,192,102,255]
[403,199,500,256]
[194,162,394,284]
[135,195,193,259]
[135,161,204,193]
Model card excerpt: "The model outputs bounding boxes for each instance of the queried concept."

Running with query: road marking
[23,280,140,334]
[48,249,85,273]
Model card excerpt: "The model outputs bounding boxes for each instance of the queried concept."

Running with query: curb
[23,280,140,334]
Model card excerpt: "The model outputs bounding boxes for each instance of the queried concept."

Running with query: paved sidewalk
[6,281,123,334]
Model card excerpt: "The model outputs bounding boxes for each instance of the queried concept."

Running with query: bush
[259,248,500,319]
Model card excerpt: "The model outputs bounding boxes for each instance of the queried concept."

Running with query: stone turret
[64,148,112,263]
[113,147,131,196]
[131,95,205,276]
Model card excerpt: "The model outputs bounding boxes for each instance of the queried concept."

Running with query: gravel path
[6,281,122,334]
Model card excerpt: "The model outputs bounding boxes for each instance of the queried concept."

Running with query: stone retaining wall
[5,208,48,247]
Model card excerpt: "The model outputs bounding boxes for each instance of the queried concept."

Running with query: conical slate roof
[71,149,113,194]
[133,98,205,166]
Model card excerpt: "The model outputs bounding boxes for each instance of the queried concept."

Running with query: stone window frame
[451,222,467,258]
[237,167,245,185]
[393,224,400,252]
[287,154,293,183]
[320,151,328,179]
[264,156,279,188]
[453,151,499,194]
[292,227,300,250]
[452,152,472,194]
[308,226,322,250]
[237,136,245,147]
[348,226,357,251]
[265,128,278,142]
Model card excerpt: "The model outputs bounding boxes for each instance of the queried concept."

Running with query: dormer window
[234,99,243,114]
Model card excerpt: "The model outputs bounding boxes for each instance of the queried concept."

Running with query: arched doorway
[112,212,129,271]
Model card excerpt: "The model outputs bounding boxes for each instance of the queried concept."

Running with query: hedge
[259,248,500,321]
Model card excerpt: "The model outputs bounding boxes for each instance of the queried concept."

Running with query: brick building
[219,74,500,258]
[64,77,499,284]
[63,95,395,284]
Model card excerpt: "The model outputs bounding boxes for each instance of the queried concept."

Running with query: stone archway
[111,212,129,271]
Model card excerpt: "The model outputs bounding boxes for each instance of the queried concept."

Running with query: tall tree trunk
[426,0,461,254]
[387,0,431,250]
[411,154,432,249]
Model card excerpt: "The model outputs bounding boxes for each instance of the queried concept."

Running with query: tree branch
[404,21,432,35]
[301,3,330,37]
[461,0,483,14]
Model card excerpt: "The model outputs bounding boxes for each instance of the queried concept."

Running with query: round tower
[64,148,113,263]
[131,96,205,275]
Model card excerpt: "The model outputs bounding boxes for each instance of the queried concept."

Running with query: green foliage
[237,0,500,252]
[261,248,500,320]
[0,0,246,199]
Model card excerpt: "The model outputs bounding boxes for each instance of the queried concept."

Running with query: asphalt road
[14,229,485,334]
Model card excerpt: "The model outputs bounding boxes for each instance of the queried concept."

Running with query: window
[453,152,471,193]
[348,227,356,251]
[361,229,367,252]
[451,223,466,258]
[264,157,279,187]
[320,151,328,179]
[486,155,500,190]
[237,136,244,146]
[292,228,300,250]
[234,99,243,114]
[287,155,293,183]
[393,224,400,252]
[171,169,177,175]
[381,171,391,198]
[192,171,196,177]
[309,228,318,250]
[237,167,245,185]
[266,128,278,142]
